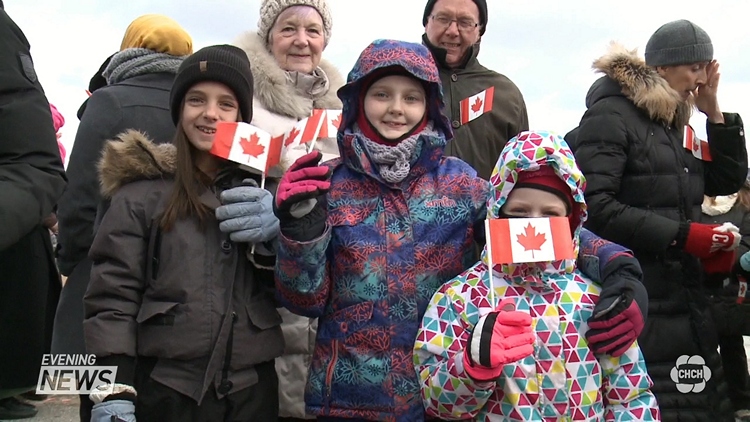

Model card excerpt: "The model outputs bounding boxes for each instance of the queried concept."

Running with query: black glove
[587,256,647,356]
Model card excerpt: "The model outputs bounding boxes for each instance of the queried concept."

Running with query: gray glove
[216,179,280,243]
[90,399,136,422]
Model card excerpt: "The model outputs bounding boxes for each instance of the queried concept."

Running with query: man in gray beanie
[565,19,747,422]
[421,0,528,182]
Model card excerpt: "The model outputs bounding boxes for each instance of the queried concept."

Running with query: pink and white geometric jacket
[413,131,660,421]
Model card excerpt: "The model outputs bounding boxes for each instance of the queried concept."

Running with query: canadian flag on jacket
[210,122,282,174]
[486,217,574,264]
[316,109,343,139]
[282,109,326,152]
[683,124,712,161]
[460,86,494,124]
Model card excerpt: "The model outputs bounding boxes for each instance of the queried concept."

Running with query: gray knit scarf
[360,129,422,184]
[103,48,183,85]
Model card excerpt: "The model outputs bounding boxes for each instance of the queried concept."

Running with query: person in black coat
[76,53,114,120]
[51,13,192,422]
[0,4,67,419]
[702,183,750,421]
[566,20,747,421]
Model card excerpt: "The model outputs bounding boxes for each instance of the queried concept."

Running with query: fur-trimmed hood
[588,42,693,127]
[233,31,344,119]
[98,130,176,199]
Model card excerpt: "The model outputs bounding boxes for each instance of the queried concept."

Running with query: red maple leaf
[239,133,265,158]
[332,113,342,129]
[516,223,546,258]
[692,136,701,152]
[284,127,300,146]
[471,96,483,113]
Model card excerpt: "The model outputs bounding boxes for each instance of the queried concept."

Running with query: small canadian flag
[317,109,343,139]
[486,217,574,264]
[460,86,494,124]
[282,109,326,152]
[683,124,712,161]
[210,122,282,174]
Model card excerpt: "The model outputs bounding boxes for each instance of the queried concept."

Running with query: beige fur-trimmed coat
[233,30,345,419]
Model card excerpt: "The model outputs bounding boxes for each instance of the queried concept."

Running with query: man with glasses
[422,0,528,180]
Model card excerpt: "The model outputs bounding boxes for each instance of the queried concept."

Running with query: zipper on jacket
[151,226,162,279]
[218,311,237,396]
[324,340,339,412]
[663,125,692,221]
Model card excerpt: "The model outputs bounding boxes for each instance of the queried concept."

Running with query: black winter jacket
[566,43,747,422]
[57,72,177,276]
[0,8,66,390]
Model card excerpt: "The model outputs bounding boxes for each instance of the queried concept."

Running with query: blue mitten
[90,399,136,422]
[216,179,280,243]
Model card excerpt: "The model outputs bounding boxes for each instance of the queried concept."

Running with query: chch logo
[670,355,711,393]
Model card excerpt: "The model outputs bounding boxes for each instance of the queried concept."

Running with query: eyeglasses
[430,14,478,32]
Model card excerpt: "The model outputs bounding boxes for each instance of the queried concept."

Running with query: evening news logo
[36,354,117,395]
[670,355,712,393]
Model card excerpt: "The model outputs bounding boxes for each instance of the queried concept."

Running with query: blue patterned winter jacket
[275,39,489,422]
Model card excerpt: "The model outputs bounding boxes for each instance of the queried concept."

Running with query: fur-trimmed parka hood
[588,42,694,127]
[98,130,176,199]
[232,31,344,119]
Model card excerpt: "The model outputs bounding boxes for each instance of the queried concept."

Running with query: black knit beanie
[170,44,254,124]
[645,20,713,67]
[422,0,487,36]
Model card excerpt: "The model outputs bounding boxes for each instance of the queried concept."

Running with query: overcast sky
[5,0,750,167]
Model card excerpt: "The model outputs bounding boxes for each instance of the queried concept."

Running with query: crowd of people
[1,0,748,421]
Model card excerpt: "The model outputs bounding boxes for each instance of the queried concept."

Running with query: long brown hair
[159,121,212,231]
[738,180,750,212]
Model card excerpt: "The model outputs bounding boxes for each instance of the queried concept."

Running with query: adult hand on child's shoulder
[587,272,646,357]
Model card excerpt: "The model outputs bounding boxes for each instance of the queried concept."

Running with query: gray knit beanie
[257,0,333,47]
[645,19,713,67]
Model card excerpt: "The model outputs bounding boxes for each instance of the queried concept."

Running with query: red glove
[682,222,740,259]
[462,299,535,382]
[701,250,736,274]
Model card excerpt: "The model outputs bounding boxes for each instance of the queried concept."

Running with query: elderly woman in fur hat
[233,1,343,420]
[566,20,747,421]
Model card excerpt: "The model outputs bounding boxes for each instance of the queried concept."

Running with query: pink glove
[462,299,535,382]
[587,300,643,356]
[276,151,331,217]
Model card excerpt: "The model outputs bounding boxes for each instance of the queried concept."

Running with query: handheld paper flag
[210,122,282,173]
[487,217,574,264]
[317,109,343,139]
[282,109,326,151]
[460,86,494,124]
[683,125,712,161]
